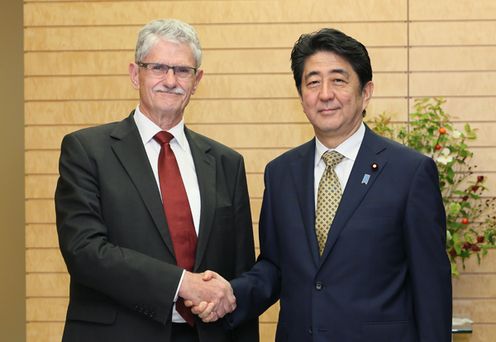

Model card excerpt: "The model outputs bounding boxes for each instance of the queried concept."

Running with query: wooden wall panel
[27,298,68,322]
[26,199,55,224]
[454,274,496,298]
[24,0,406,26]
[410,22,496,46]
[25,22,406,52]
[26,224,58,248]
[26,249,66,273]
[410,47,496,71]
[410,0,496,20]
[452,123,496,147]
[27,323,64,342]
[454,299,496,323]
[437,98,496,122]
[470,148,496,172]
[24,0,496,340]
[455,250,496,274]
[26,273,69,297]
[25,47,406,76]
[410,72,496,97]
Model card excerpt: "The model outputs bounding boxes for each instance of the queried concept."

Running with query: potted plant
[368,97,496,275]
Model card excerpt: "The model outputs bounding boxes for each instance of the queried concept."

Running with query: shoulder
[366,127,430,163]
[67,122,119,140]
[365,128,439,181]
[266,139,314,169]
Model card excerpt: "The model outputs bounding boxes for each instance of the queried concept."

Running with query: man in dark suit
[55,18,258,342]
[193,28,452,341]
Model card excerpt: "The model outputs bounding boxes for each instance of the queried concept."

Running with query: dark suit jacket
[55,112,258,342]
[229,126,452,342]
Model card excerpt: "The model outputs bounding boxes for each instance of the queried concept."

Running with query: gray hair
[134,19,202,67]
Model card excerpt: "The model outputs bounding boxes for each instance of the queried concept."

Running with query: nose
[319,82,335,101]
[161,68,177,87]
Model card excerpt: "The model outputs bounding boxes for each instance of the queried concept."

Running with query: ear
[129,62,140,89]
[191,69,204,94]
[361,81,374,111]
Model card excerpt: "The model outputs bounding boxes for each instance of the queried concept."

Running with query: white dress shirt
[133,106,201,323]
[314,122,366,207]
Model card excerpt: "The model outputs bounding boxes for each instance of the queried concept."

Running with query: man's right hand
[179,270,236,322]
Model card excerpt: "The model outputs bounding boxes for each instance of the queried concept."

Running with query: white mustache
[155,88,185,95]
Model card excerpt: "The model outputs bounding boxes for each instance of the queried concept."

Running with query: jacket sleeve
[228,164,281,328]
[229,155,260,341]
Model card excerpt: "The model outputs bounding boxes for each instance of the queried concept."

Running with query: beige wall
[1,0,25,341]
[24,0,496,341]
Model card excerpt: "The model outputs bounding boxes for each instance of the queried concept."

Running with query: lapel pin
[371,162,379,171]
[361,174,370,185]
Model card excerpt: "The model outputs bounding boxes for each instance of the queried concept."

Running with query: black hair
[290,28,372,95]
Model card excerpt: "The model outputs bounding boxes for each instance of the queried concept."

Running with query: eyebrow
[304,68,350,81]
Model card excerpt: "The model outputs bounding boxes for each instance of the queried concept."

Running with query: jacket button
[315,281,323,290]
[308,328,313,335]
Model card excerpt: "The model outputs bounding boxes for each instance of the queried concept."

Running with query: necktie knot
[154,131,174,145]
[322,150,344,168]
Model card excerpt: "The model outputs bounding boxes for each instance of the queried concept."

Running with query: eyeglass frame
[136,62,198,79]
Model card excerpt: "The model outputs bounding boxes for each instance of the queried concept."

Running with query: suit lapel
[110,112,175,257]
[290,139,320,267]
[320,126,388,263]
[185,128,216,271]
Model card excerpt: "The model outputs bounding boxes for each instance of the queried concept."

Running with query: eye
[175,66,192,76]
[151,64,163,71]
[306,79,320,87]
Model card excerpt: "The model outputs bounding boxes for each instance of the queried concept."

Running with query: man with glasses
[55,19,258,342]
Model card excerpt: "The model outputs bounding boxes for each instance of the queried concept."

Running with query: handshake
[179,270,235,323]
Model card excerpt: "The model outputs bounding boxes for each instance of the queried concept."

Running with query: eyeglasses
[136,62,197,79]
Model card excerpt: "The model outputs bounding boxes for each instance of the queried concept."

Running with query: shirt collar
[133,105,188,150]
[314,122,365,167]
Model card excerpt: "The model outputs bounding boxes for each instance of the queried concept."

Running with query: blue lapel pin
[361,174,370,185]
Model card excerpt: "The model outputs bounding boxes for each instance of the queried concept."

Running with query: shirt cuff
[174,269,186,302]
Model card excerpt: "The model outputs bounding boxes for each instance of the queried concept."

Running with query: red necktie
[154,131,197,326]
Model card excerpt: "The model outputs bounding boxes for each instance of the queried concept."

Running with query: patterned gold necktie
[316,150,344,255]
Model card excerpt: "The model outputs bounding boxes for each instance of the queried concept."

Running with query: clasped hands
[179,270,234,323]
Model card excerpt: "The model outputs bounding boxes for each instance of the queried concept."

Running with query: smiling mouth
[155,89,185,96]
[319,107,340,113]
